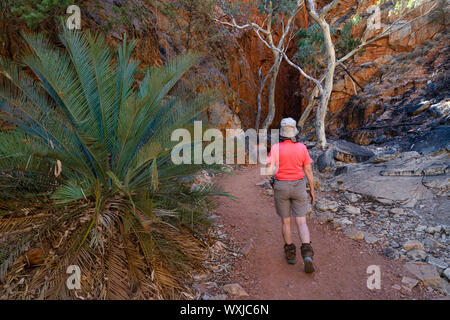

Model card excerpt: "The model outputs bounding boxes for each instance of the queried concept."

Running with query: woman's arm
[266,162,276,176]
[304,164,315,204]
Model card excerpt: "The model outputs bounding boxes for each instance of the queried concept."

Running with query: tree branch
[306,0,320,21]
[320,0,341,18]
[337,63,364,92]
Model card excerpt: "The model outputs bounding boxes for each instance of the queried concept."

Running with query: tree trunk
[261,54,281,129]
[298,83,320,129]
[256,86,263,130]
[256,65,273,130]
[314,21,336,149]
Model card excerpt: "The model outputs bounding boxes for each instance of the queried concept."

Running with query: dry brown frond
[0,196,209,300]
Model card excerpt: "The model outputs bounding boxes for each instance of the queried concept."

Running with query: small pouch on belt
[269,176,275,188]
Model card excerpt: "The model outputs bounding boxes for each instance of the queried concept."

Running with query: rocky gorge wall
[212,0,448,134]
[0,0,447,136]
[324,0,447,138]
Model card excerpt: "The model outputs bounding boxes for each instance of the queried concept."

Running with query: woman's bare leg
[295,217,310,243]
[281,217,293,244]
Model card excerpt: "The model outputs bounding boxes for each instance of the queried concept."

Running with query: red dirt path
[213,165,441,300]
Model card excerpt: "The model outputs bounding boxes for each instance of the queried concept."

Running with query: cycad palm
[0,27,222,299]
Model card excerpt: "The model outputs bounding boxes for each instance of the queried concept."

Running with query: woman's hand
[308,189,315,205]
[304,164,315,205]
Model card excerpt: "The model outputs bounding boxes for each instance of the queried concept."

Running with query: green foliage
[7,0,73,28]
[256,0,300,16]
[351,14,362,24]
[0,27,224,298]
[221,0,300,27]
[376,0,428,16]
[295,24,325,76]
[335,21,361,58]
[166,0,221,50]
[151,0,227,70]
[295,21,360,76]
[390,0,424,14]
[105,1,150,32]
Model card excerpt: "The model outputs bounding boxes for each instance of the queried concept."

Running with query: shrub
[0,27,224,299]
[7,0,73,28]
[295,21,360,77]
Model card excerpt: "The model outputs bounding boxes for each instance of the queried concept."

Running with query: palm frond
[0,25,222,299]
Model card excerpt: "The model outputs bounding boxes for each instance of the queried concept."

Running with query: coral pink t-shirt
[267,141,313,180]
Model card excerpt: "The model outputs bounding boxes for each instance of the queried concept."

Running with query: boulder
[443,225,450,236]
[403,240,425,251]
[329,218,353,230]
[379,156,448,178]
[344,192,361,203]
[406,101,432,116]
[330,165,433,203]
[376,198,395,205]
[443,268,450,281]
[381,247,400,260]
[422,162,449,176]
[429,100,450,118]
[344,227,365,241]
[401,276,419,291]
[317,149,335,172]
[404,262,443,290]
[332,140,375,163]
[406,249,427,261]
[315,199,339,212]
[240,240,254,257]
[389,208,405,216]
[328,154,437,202]
[344,205,361,215]
[426,256,448,272]
[223,283,249,297]
[334,165,350,176]
[364,232,380,244]
[423,237,444,249]
[425,226,441,234]
[367,151,398,164]
[411,126,450,154]
[422,175,450,193]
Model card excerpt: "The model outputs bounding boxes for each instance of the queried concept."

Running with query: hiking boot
[300,243,315,273]
[284,243,296,264]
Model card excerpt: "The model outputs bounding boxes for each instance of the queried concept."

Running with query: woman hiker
[266,117,316,273]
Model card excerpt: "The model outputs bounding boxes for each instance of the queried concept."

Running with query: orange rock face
[326,0,444,120]
[220,5,309,128]
[0,0,444,134]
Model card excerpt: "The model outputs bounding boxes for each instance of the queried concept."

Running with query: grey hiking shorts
[273,179,311,218]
